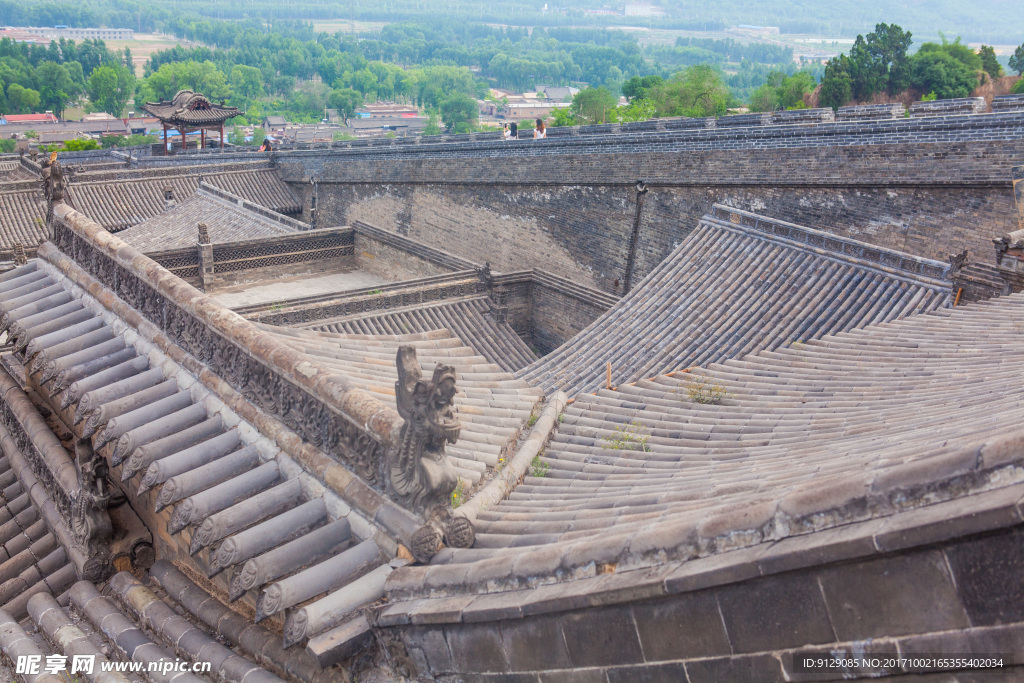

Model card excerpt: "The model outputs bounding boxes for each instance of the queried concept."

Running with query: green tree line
[819,24,1023,109]
[0,36,135,118]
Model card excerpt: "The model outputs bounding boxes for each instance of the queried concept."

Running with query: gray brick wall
[277,113,1023,294]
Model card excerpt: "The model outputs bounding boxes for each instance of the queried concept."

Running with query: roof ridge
[195,180,310,231]
[707,204,952,286]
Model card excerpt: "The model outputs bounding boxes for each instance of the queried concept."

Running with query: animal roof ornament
[391,345,474,562]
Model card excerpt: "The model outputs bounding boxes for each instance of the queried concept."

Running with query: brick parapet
[72,159,276,184]
[275,111,1024,182]
[147,226,355,289]
[710,204,953,285]
[241,272,483,326]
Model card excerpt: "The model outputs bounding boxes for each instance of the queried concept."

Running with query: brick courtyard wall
[276,113,1024,294]
[351,221,477,282]
[527,270,619,356]
[148,227,355,289]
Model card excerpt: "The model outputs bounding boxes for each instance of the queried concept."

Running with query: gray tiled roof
[390,288,1024,599]
[117,182,306,251]
[0,262,383,667]
[67,165,302,232]
[143,90,240,127]
[0,187,47,247]
[262,324,543,484]
[519,205,953,395]
[310,296,537,373]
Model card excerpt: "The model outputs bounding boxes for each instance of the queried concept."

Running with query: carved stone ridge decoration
[477,261,494,291]
[0,401,111,581]
[389,345,474,561]
[42,152,65,206]
[946,250,968,279]
[50,220,388,491]
[489,284,510,324]
[72,439,113,564]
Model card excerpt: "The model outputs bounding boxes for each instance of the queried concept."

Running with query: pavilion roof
[142,89,239,127]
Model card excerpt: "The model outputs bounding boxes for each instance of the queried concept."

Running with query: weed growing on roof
[530,453,550,477]
[682,375,728,405]
[601,420,651,452]
[451,478,466,508]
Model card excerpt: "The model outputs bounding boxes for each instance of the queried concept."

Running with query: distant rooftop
[143,90,240,129]
[117,182,307,252]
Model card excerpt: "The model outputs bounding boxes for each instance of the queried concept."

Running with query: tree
[0,139,14,153]
[64,61,85,95]
[927,36,982,72]
[411,65,480,109]
[748,70,815,111]
[819,54,853,109]
[616,98,656,122]
[909,39,983,99]
[570,86,617,124]
[36,61,77,118]
[327,87,363,121]
[550,107,577,127]
[62,138,99,151]
[140,61,230,103]
[286,81,330,119]
[979,46,1003,80]
[910,49,979,99]
[650,65,730,118]
[229,65,264,108]
[868,23,913,94]
[622,75,663,103]
[1011,44,1024,76]
[423,111,441,135]
[846,23,912,100]
[7,84,41,114]
[88,64,135,117]
[439,92,478,133]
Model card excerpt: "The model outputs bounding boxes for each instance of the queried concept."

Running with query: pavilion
[142,89,240,155]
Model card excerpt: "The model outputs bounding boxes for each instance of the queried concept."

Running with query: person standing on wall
[534,118,547,139]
